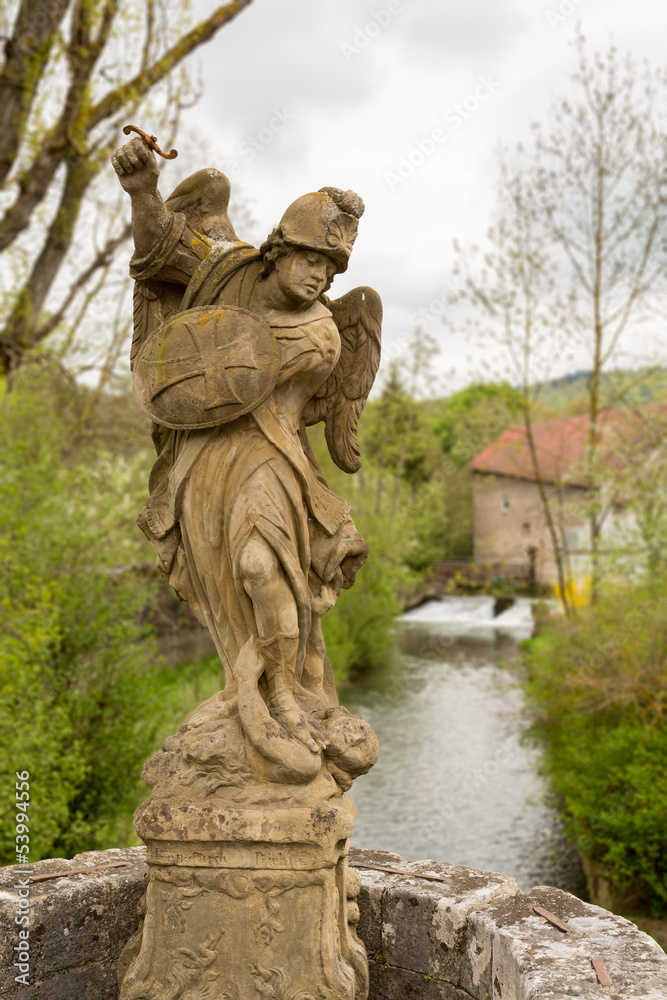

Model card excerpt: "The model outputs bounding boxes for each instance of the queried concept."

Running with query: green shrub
[322,479,411,682]
[306,423,416,681]
[0,371,164,862]
[522,581,667,915]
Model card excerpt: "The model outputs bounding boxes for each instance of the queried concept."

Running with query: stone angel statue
[112,135,382,791]
[113,133,383,1000]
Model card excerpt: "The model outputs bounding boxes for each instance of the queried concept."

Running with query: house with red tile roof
[469,407,665,587]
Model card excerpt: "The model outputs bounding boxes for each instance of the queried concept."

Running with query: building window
[501,496,510,515]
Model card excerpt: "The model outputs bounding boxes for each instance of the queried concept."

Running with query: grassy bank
[521,583,667,918]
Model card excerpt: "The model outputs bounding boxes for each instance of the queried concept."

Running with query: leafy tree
[373,381,524,570]
[307,422,416,680]
[0,364,163,861]
[402,474,455,571]
[362,360,441,490]
[321,484,413,681]
[433,382,523,468]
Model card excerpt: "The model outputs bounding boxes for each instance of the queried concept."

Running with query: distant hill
[532,367,667,418]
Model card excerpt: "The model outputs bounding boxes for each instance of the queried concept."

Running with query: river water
[341,597,585,894]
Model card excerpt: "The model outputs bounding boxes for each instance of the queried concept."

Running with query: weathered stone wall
[1,845,666,999]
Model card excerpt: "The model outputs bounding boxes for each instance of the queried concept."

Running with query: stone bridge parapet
[1,845,665,999]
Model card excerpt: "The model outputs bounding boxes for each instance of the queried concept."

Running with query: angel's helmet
[265,186,365,274]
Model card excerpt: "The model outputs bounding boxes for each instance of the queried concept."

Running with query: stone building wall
[2,845,666,999]
[472,472,588,587]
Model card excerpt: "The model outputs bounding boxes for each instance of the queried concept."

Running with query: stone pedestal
[119,795,368,1000]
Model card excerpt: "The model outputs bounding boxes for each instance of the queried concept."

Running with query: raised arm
[111,136,170,259]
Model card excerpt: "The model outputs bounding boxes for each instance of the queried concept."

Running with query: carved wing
[165,167,238,242]
[303,286,382,473]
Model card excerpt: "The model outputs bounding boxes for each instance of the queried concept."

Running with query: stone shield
[133,305,280,429]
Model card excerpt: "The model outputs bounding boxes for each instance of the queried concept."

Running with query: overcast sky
[173,0,667,393]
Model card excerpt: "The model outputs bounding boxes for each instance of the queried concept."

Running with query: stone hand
[111,136,159,197]
[311,582,341,618]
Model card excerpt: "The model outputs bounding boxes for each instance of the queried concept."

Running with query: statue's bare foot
[272,700,327,754]
[304,713,328,750]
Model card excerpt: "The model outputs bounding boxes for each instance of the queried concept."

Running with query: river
[341,596,585,894]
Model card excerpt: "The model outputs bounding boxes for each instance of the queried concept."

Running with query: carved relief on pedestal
[121,848,361,1000]
[112,132,382,999]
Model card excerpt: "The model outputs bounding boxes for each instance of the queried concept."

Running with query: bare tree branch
[0,0,254,373]
[32,221,132,345]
